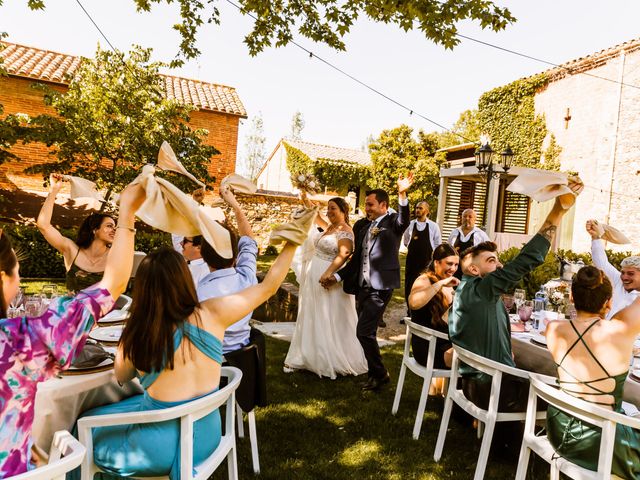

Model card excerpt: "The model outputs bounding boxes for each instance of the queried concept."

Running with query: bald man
[447,209,490,279]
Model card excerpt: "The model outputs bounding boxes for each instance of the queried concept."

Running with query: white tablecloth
[33,368,143,453]
[511,332,640,406]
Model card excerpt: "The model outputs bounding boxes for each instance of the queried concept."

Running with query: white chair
[113,294,132,311]
[515,372,634,480]
[77,366,242,480]
[391,317,451,439]
[236,404,260,473]
[433,345,546,480]
[10,431,85,480]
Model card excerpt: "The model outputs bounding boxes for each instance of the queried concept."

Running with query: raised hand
[192,187,205,205]
[50,173,65,193]
[586,219,604,240]
[220,185,238,207]
[556,175,584,210]
[397,172,414,195]
[443,276,460,288]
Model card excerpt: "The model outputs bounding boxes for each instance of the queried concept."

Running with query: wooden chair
[391,317,451,439]
[78,366,242,480]
[10,431,85,480]
[433,345,546,480]
[515,372,634,480]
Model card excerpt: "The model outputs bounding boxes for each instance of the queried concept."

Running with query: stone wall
[534,47,640,253]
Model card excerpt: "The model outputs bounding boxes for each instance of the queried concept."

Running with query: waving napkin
[507,171,583,208]
[133,144,232,258]
[589,220,631,244]
[53,175,105,202]
[157,141,206,188]
[269,206,319,246]
[212,173,258,207]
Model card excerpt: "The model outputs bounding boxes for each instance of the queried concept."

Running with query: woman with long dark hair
[77,215,310,479]
[408,243,460,369]
[0,182,145,478]
[545,266,640,479]
[37,174,116,293]
[284,195,367,378]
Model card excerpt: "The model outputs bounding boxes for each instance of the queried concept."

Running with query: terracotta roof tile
[0,41,247,117]
[285,139,371,166]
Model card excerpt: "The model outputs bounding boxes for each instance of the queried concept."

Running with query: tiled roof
[544,37,640,82]
[0,41,247,117]
[285,139,371,166]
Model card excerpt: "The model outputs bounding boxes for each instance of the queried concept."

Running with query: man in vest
[447,209,490,279]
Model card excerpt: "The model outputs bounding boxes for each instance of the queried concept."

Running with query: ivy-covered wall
[478,73,561,170]
[283,143,369,196]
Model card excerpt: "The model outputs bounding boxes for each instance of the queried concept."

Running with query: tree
[368,125,445,208]
[289,111,305,141]
[435,109,481,148]
[241,113,266,181]
[26,45,218,201]
[5,1,516,64]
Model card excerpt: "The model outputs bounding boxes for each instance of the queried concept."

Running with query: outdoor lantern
[500,146,514,172]
[475,143,493,171]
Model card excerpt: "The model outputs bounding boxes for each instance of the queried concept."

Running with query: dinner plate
[98,309,129,324]
[89,325,124,344]
[61,358,114,375]
[530,333,548,348]
[630,369,640,383]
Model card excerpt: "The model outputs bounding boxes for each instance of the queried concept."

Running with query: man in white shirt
[447,209,490,279]
[178,236,211,287]
[402,201,442,316]
[586,220,640,319]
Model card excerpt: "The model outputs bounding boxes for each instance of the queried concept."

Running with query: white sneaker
[283,365,296,373]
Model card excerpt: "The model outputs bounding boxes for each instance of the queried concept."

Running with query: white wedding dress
[285,229,368,379]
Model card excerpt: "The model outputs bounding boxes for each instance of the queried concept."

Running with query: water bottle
[533,288,547,330]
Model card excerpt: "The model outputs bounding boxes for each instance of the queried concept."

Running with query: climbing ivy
[284,143,368,193]
[478,73,561,170]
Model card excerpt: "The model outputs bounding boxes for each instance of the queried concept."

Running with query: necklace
[82,248,109,266]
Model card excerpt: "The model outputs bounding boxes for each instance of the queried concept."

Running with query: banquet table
[33,362,142,455]
[511,331,640,407]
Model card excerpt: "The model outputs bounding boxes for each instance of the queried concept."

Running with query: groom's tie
[360,221,375,287]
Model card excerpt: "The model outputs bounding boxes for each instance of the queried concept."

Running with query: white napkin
[507,171,582,208]
[589,220,631,245]
[55,175,105,202]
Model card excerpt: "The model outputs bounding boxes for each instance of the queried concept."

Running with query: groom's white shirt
[334,197,408,284]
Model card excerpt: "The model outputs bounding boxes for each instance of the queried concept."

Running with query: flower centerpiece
[291,173,320,194]
[545,281,571,313]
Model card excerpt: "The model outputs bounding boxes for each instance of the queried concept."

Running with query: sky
[2,1,640,171]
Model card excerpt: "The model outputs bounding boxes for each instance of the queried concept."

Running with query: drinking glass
[501,294,515,313]
[41,284,59,298]
[9,287,24,311]
[514,289,527,310]
[518,300,534,324]
[24,296,44,317]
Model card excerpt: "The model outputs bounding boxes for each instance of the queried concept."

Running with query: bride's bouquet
[291,173,320,194]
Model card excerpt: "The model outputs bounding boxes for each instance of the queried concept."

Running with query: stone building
[439,38,640,254]
[256,138,370,209]
[0,41,246,223]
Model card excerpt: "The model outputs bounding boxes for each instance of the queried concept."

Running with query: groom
[325,175,413,390]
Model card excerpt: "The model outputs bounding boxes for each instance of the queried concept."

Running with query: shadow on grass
[213,337,551,479]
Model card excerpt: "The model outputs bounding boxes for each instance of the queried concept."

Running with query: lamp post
[474,143,514,231]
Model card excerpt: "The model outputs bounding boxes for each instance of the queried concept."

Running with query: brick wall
[0,75,240,194]
[534,49,640,253]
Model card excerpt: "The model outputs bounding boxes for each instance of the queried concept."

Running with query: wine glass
[24,296,43,317]
[518,300,534,326]
[9,287,24,311]
[514,289,527,310]
[41,284,59,298]
[501,294,515,313]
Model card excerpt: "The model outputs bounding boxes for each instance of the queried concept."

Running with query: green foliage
[435,109,481,147]
[5,1,515,64]
[478,73,561,170]
[25,45,218,200]
[284,143,368,193]
[289,111,305,141]
[498,246,635,298]
[3,223,170,278]
[368,125,445,208]
[242,113,266,181]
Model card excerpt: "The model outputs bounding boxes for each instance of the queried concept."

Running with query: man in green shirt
[449,182,582,413]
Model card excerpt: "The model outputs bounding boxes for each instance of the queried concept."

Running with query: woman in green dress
[37,174,116,293]
[545,265,640,479]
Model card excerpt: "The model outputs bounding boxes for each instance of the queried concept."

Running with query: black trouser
[356,287,392,379]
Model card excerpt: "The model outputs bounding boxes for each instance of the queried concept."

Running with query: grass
[217,336,550,480]
[20,279,66,295]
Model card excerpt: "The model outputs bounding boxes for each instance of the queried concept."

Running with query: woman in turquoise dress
[77,212,313,479]
[545,265,640,479]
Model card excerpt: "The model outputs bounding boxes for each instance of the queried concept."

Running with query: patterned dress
[0,286,114,478]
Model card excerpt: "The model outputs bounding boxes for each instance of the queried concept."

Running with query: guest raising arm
[37,174,116,293]
[0,182,145,478]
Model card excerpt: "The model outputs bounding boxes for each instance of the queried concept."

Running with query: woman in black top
[408,243,459,370]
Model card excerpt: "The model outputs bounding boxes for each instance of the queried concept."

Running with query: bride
[284,194,367,379]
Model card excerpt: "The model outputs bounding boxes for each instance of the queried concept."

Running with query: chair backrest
[528,372,640,476]
[405,317,449,342]
[10,431,85,480]
[130,251,146,278]
[452,344,531,381]
[224,327,267,411]
[113,294,132,311]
